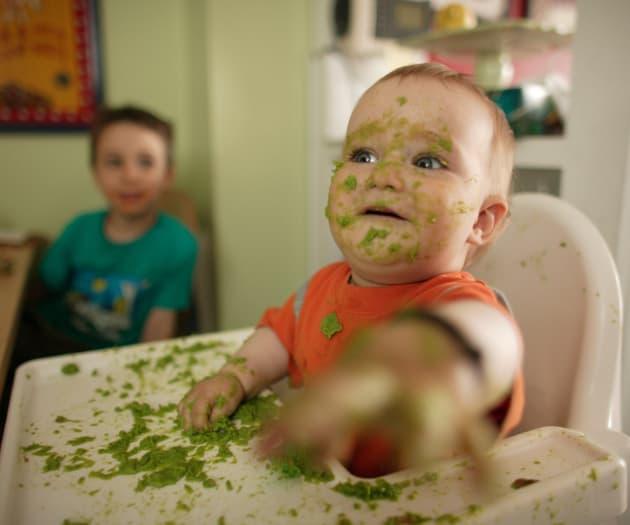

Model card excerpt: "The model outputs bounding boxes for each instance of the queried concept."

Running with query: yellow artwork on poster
[0,0,101,129]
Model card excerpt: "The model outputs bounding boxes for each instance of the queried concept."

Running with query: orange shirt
[259,262,524,475]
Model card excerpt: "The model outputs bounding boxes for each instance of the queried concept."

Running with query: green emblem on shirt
[320,312,343,339]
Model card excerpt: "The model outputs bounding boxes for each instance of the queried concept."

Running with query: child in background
[178,63,523,477]
[31,106,198,354]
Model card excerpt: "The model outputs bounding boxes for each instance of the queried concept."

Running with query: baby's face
[93,122,171,220]
[327,76,495,285]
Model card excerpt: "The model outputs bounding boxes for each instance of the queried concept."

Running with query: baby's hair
[89,105,174,167]
[377,63,515,198]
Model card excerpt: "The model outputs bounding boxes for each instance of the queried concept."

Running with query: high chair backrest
[469,193,623,435]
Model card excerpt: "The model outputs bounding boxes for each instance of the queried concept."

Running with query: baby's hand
[178,372,245,431]
[260,318,495,471]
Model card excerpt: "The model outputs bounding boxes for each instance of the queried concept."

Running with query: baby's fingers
[190,395,213,430]
[178,394,197,431]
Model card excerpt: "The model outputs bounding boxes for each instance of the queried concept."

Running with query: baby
[179,63,523,477]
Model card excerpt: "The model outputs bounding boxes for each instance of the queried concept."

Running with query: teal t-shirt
[38,210,198,349]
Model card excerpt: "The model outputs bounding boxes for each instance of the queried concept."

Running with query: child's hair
[376,63,515,199]
[89,105,174,167]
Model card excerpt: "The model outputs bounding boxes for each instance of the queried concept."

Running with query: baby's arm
[427,300,522,412]
[178,327,288,431]
[261,300,521,470]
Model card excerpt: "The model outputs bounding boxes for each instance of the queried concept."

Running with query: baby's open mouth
[362,206,407,221]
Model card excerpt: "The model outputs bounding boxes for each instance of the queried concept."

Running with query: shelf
[402,20,573,59]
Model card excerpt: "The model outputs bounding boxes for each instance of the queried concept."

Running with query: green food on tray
[61,363,80,375]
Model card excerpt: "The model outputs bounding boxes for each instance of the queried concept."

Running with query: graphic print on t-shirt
[65,270,148,342]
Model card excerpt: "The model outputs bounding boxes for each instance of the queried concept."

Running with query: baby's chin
[341,250,435,286]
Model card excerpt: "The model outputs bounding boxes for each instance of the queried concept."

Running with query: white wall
[561,0,630,432]
[562,1,630,252]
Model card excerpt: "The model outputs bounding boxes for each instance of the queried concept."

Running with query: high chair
[469,192,630,524]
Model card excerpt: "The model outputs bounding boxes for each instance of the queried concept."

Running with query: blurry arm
[430,300,522,411]
[260,300,522,470]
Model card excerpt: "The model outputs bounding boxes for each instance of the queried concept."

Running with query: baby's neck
[349,272,385,287]
[105,209,158,243]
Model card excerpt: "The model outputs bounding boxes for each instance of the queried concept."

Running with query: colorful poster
[0,0,101,130]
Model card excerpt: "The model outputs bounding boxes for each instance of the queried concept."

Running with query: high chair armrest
[585,429,630,525]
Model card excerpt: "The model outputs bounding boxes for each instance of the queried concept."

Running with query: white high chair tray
[0,330,625,525]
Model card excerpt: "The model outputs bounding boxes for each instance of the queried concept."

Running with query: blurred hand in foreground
[258,317,498,477]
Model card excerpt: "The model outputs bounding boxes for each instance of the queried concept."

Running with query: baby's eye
[413,155,446,170]
[350,149,377,164]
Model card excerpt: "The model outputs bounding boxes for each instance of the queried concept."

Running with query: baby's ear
[468,197,509,246]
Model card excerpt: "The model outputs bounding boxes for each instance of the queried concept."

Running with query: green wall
[0,0,309,331]
[207,0,308,329]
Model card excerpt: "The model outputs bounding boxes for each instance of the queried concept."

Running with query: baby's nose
[371,163,404,191]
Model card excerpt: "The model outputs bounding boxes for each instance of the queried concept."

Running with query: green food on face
[346,120,387,147]
[320,312,343,340]
[218,517,226,525]
[407,243,419,262]
[588,468,598,481]
[384,512,432,524]
[336,215,354,228]
[325,205,332,220]
[426,212,438,224]
[359,228,390,248]
[61,363,80,375]
[437,137,452,152]
[333,479,409,501]
[343,175,357,191]
[396,96,407,106]
[332,160,345,174]
[388,243,401,254]
[269,446,334,483]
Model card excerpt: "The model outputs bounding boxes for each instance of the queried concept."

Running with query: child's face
[328,76,497,285]
[93,122,172,219]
